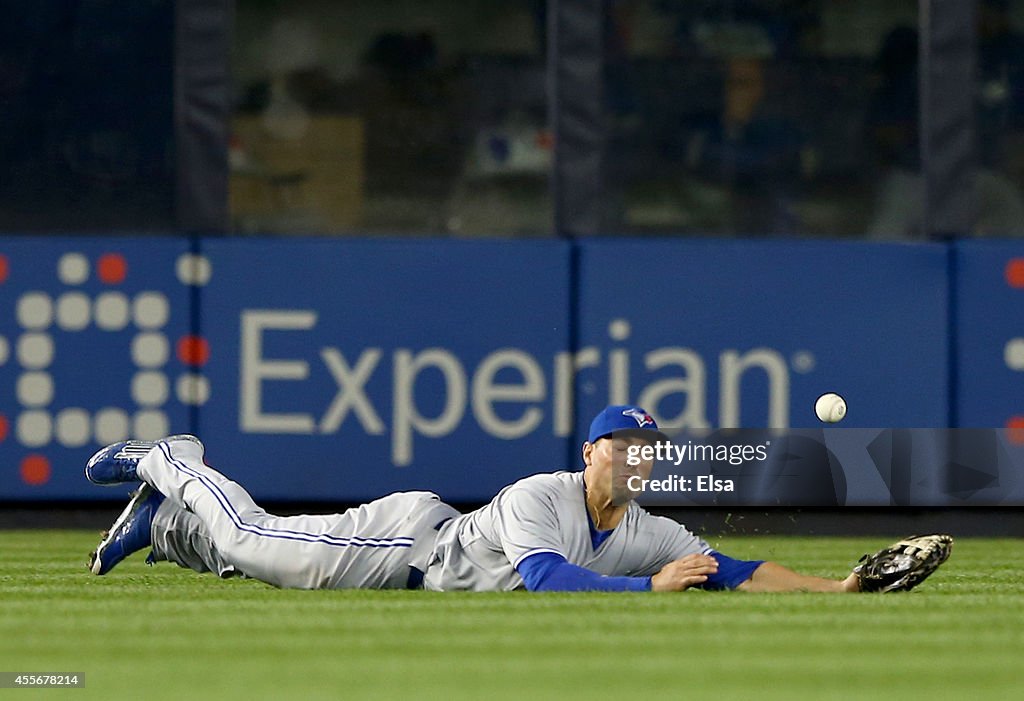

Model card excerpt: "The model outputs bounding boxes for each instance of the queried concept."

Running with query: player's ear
[582,441,594,466]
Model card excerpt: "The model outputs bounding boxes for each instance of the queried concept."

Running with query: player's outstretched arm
[735,561,859,593]
[737,534,954,593]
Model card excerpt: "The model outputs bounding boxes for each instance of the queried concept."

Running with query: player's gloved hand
[853,533,953,593]
[651,553,718,592]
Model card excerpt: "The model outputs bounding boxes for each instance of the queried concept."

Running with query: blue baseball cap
[587,405,668,444]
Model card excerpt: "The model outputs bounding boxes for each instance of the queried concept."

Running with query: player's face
[584,434,656,505]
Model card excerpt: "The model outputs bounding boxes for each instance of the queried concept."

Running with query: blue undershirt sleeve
[700,550,765,590]
[517,552,652,592]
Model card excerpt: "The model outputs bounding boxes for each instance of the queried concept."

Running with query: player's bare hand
[651,553,718,592]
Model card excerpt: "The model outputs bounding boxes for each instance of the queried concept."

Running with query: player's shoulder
[500,470,582,501]
[507,470,581,487]
[626,506,702,541]
[624,500,677,527]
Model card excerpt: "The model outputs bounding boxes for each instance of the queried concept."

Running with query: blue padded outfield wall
[196,239,572,502]
[0,238,194,500]
[574,240,949,436]
[955,240,1024,429]
[0,236,1021,503]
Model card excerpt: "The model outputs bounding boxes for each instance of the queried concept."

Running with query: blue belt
[405,517,453,590]
[406,566,425,590]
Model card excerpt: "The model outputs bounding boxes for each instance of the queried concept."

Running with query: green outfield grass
[1,531,1021,700]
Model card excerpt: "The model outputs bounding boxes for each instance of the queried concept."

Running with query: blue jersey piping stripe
[512,548,563,569]
[157,443,414,548]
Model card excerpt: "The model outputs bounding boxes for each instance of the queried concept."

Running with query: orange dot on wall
[0,254,9,283]
[177,335,210,366]
[1005,259,1024,288]
[97,253,127,284]
[20,455,51,486]
[1006,417,1024,444]
[0,414,8,443]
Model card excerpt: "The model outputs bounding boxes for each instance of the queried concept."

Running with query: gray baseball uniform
[424,471,712,591]
[142,440,710,591]
[141,438,457,589]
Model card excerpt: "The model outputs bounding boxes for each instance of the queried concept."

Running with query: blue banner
[0,237,192,499]
[196,239,572,501]
[955,240,1024,430]
[574,239,950,441]
[4,235,1017,504]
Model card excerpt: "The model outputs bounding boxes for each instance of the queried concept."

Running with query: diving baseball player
[84,405,953,593]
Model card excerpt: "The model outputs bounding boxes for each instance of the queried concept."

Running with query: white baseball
[814,392,847,423]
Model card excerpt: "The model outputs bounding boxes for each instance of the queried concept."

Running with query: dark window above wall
[0,1,175,232]
[230,0,552,237]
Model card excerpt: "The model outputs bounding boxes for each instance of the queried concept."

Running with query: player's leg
[88,486,254,578]
[88,482,165,575]
[87,436,247,578]
[149,499,241,578]
[133,437,457,589]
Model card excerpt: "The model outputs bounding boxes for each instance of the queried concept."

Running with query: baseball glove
[854,534,953,593]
